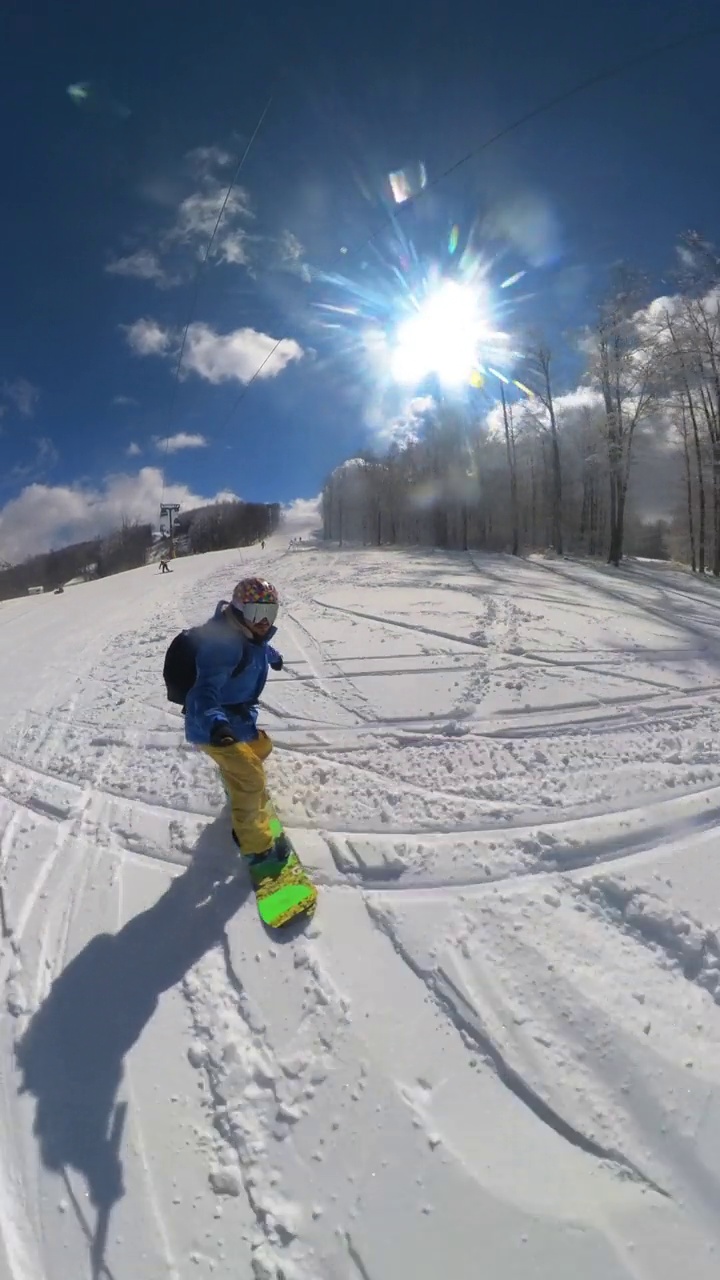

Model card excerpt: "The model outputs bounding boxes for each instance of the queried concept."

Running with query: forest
[322,235,720,572]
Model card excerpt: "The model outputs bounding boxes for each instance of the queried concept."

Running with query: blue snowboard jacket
[184,600,281,746]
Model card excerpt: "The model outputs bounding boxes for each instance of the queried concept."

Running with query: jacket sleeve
[266,643,283,670]
[189,639,233,726]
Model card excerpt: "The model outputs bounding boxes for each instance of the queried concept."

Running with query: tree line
[0,499,281,601]
[173,500,280,555]
[321,233,720,571]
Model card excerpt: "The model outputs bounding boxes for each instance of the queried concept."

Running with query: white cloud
[35,436,57,467]
[167,186,253,266]
[485,384,603,439]
[105,162,251,288]
[0,467,239,564]
[185,145,233,176]
[105,249,176,288]
[281,496,321,532]
[275,229,307,276]
[3,378,40,417]
[156,432,208,453]
[107,142,309,290]
[126,318,304,384]
[125,318,173,357]
[112,394,139,407]
[278,229,303,261]
[214,230,248,265]
[182,323,303,384]
[553,386,604,414]
[382,394,436,446]
[126,442,142,457]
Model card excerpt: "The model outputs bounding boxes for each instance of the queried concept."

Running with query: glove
[269,654,283,671]
[210,720,238,747]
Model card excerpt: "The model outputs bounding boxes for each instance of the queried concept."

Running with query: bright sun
[390,279,491,387]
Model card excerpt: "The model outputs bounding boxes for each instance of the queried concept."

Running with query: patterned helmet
[231,577,279,626]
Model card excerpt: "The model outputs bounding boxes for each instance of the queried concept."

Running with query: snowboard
[220,779,317,927]
[224,793,313,926]
[242,801,317,928]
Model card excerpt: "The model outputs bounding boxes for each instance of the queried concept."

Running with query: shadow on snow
[15,817,252,1268]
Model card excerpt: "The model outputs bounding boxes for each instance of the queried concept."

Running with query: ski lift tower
[159,503,181,558]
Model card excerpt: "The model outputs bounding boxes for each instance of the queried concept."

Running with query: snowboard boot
[250,833,292,869]
[231,828,291,867]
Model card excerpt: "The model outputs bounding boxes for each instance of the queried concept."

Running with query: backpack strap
[230,644,251,680]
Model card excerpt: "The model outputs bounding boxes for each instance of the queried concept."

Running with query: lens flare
[388,162,427,205]
[391,279,502,387]
[309,203,535,415]
[512,378,535,398]
[66,80,131,119]
[500,270,526,289]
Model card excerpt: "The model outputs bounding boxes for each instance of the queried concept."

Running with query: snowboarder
[183,577,287,867]
[159,556,171,573]
[261,540,265,550]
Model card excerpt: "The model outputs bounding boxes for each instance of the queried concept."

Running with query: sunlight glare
[390,280,491,387]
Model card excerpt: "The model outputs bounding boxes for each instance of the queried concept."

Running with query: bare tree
[531,345,563,554]
[592,273,659,566]
[677,398,697,571]
[662,310,707,572]
[682,296,720,573]
[97,517,153,577]
[500,386,520,555]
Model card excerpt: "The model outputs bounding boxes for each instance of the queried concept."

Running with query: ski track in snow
[3,539,720,1277]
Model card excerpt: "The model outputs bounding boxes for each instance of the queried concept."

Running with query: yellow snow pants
[202,730,274,855]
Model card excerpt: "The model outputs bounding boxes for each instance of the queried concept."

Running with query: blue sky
[1,0,719,560]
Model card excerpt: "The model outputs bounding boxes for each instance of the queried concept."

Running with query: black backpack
[163,623,250,709]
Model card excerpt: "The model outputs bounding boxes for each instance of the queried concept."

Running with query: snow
[2,536,720,1278]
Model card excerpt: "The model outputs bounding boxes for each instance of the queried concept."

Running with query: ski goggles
[240,601,279,627]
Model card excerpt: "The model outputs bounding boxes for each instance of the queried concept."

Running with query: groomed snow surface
[2,535,720,1280]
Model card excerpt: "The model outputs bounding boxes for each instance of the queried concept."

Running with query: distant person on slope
[184,577,287,866]
[159,555,171,573]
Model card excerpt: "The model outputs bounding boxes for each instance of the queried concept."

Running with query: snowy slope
[2,537,720,1279]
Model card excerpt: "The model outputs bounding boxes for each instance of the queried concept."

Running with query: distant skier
[261,539,265,550]
[159,556,171,574]
[183,577,287,866]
